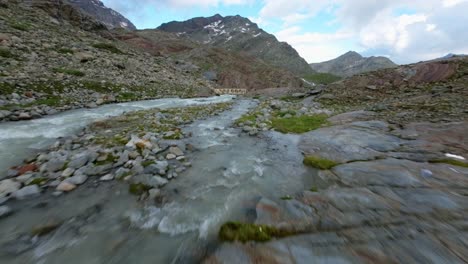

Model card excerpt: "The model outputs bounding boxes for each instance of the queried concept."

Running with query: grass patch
[271,114,328,133]
[303,73,341,85]
[303,156,339,170]
[219,222,296,243]
[92,43,123,54]
[280,195,293,200]
[28,178,48,186]
[117,92,139,101]
[27,96,61,107]
[58,48,74,54]
[0,48,15,58]
[53,68,85,77]
[236,113,257,125]
[430,159,468,168]
[309,186,318,192]
[10,22,30,31]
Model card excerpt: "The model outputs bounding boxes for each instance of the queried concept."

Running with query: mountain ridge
[310,51,397,77]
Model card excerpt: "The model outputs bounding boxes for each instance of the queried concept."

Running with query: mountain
[310,51,397,77]
[157,14,313,75]
[114,29,304,90]
[67,0,136,30]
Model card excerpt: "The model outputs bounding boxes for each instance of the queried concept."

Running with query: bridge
[213,88,247,95]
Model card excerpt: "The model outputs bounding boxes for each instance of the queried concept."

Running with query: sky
[101,0,468,64]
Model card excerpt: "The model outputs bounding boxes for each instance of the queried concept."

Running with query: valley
[0,0,467,263]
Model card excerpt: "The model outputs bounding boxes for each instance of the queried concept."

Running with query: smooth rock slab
[332,158,424,187]
[300,122,402,163]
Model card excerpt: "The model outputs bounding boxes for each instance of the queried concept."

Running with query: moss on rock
[218,221,296,243]
[303,156,339,170]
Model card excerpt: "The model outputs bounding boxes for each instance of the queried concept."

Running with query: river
[0,97,318,263]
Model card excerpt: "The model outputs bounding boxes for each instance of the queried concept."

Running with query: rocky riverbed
[0,96,467,263]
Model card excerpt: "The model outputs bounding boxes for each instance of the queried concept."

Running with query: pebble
[56,182,77,192]
[0,179,21,198]
[100,174,114,181]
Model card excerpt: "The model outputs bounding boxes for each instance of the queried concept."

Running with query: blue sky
[102,0,468,64]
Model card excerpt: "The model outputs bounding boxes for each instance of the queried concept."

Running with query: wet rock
[43,159,66,173]
[13,185,41,200]
[61,167,75,177]
[132,174,168,188]
[16,163,38,175]
[166,153,176,160]
[169,146,184,156]
[18,112,31,120]
[65,174,88,185]
[148,188,161,200]
[68,153,92,168]
[100,174,114,181]
[0,205,13,219]
[0,179,21,198]
[56,182,76,192]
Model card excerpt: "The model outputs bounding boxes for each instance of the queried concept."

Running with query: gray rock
[99,174,114,181]
[0,179,21,198]
[61,168,75,177]
[84,164,112,176]
[169,146,184,156]
[13,185,41,200]
[132,174,168,188]
[68,153,92,168]
[0,205,13,219]
[115,167,130,179]
[166,153,176,160]
[65,174,88,185]
[43,159,67,173]
[148,188,161,200]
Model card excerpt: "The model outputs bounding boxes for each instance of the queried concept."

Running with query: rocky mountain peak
[67,0,136,30]
[158,14,313,75]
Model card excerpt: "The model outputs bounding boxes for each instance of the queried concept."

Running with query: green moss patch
[219,222,296,243]
[58,48,74,54]
[0,48,15,58]
[129,183,151,195]
[236,113,257,125]
[92,43,123,54]
[10,22,30,31]
[271,114,328,133]
[28,178,48,186]
[303,156,339,170]
[53,68,85,77]
[94,154,118,166]
[430,159,468,168]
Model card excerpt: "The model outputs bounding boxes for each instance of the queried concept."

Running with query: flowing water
[0,98,318,263]
[0,95,235,176]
